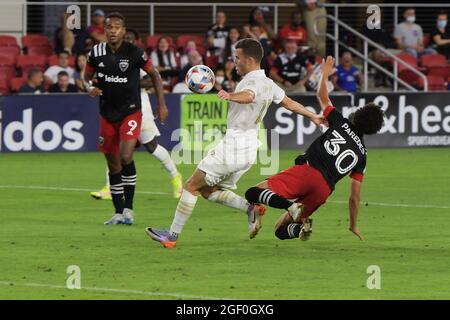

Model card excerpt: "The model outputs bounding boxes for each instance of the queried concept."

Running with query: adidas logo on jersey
[104,75,128,83]
[98,62,104,67]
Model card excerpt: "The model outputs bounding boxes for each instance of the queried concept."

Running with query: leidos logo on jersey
[104,75,128,83]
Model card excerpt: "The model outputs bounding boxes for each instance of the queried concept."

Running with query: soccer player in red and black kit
[84,12,168,225]
[245,56,385,241]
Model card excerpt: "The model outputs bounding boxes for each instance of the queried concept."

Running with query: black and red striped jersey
[295,106,367,190]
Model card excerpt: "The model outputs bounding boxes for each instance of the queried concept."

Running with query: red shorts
[98,111,142,154]
[268,164,332,221]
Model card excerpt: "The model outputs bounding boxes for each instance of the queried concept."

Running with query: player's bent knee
[245,186,263,204]
[145,139,158,153]
[275,225,288,240]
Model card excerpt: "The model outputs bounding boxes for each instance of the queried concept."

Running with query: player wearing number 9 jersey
[245,56,385,242]
[84,12,168,225]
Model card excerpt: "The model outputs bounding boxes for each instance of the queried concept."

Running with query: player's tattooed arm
[217,89,255,104]
[147,66,168,124]
[280,95,324,127]
[317,56,335,111]
[349,179,364,241]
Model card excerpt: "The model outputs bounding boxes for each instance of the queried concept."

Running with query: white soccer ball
[185,64,215,94]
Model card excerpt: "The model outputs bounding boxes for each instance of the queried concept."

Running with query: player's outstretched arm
[146,66,168,124]
[280,95,324,127]
[83,66,102,97]
[317,56,335,111]
[217,89,255,104]
[349,178,364,241]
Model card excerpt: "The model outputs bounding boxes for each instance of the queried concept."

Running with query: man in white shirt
[146,38,323,248]
[44,51,75,85]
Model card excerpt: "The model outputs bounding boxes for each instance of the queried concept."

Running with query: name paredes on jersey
[341,122,366,155]
[98,72,128,83]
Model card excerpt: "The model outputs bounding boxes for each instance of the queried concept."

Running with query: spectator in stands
[332,51,363,93]
[48,71,78,93]
[180,40,202,69]
[277,11,308,51]
[430,11,450,59]
[178,50,202,84]
[296,0,327,57]
[87,9,107,47]
[54,12,87,55]
[224,57,240,91]
[18,69,45,94]
[222,26,240,63]
[207,10,230,57]
[74,53,88,92]
[44,50,75,85]
[394,8,437,59]
[151,36,179,90]
[243,7,277,42]
[270,39,312,93]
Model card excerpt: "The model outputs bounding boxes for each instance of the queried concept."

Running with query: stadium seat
[396,53,423,86]
[0,53,17,65]
[204,55,219,71]
[421,54,450,79]
[0,35,18,46]
[21,34,50,47]
[48,54,76,67]
[0,66,16,81]
[146,35,174,51]
[177,35,205,50]
[0,46,21,61]
[17,55,47,76]
[27,45,53,56]
[416,75,447,91]
[196,44,207,57]
[10,77,26,92]
[0,79,10,95]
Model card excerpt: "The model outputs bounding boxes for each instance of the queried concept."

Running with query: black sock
[245,187,293,210]
[122,161,136,210]
[275,223,302,240]
[109,172,124,214]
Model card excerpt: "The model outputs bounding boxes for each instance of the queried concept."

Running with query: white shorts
[198,132,259,190]
[140,91,160,144]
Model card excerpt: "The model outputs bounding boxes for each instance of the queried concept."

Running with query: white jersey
[227,69,285,133]
[139,69,160,143]
[140,69,152,116]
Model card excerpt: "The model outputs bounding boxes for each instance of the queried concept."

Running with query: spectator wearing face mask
[430,11,450,59]
[394,8,437,59]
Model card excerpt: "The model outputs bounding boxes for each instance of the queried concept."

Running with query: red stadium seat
[0,46,21,61]
[27,45,53,56]
[48,54,76,67]
[10,77,27,92]
[17,55,47,76]
[0,54,17,65]
[196,44,207,57]
[177,35,205,50]
[417,75,447,91]
[0,35,18,46]
[0,66,16,81]
[396,53,422,85]
[420,54,447,67]
[204,55,219,71]
[21,34,50,47]
[0,79,10,95]
[146,35,174,51]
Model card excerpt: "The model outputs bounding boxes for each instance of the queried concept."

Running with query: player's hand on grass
[349,226,364,241]
[321,56,335,75]
[217,89,230,100]
[155,104,169,124]
[88,87,102,98]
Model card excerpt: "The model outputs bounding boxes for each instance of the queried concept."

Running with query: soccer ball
[185,65,215,94]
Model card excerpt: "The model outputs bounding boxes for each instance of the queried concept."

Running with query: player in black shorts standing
[245,56,385,241]
[84,12,168,225]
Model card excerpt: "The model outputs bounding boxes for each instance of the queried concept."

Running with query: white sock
[151,144,178,178]
[169,190,197,235]
[208,190,250,214]
[105,168,110,187]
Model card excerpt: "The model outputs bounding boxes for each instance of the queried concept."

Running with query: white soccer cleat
[104,213,125,225]
[122,208,134,225]
[248,204,266,239]
[287,203,304,223]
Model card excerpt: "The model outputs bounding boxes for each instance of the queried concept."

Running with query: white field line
[1,185,449,210]
[0,281,232,300]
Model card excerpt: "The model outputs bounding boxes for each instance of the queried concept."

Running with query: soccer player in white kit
[146,38,323,248]
[90,29,182,201]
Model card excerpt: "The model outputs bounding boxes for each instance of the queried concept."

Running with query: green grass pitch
[1,149,449,299]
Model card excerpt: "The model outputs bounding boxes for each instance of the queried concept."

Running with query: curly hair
[351,102,384,135]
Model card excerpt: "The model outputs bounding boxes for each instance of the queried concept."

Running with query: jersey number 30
[324,130,358,174]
